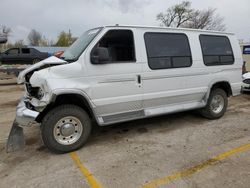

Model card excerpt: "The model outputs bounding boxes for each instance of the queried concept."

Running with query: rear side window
[199,35,234,66]
[144,33,192,70]
[22,48,30,54]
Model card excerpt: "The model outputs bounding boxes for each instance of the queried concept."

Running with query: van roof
[104,24,234,35]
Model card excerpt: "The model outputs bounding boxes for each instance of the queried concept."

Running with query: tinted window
[22,48,30,54]
[144,33,192,69]
[30,48,39,54]
[92,30,135,63]
[8,48,19,54]
[200,35,234,66]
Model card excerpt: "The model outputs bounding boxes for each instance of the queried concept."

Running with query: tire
[41,104,91,153]
[200,88,228,119]
[32,58,41,64]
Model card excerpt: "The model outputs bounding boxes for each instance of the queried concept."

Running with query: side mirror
[91,47,109,64]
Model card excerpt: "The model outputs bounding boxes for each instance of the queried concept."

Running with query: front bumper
[15,97,40,127]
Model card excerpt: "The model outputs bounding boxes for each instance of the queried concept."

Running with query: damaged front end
[6,98,39,152]
[6,56,67,152]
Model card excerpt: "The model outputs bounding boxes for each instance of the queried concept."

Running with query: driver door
[85,29,143,125]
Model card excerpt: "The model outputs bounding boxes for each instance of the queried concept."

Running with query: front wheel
[200,88,228,119]
[41,105,91,153]
[32,58,41,64]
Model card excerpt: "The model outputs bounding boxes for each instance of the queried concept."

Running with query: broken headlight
[25,84,44,100]
[36,88,44,100]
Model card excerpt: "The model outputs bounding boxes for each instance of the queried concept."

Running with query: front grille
[243,79,250,84]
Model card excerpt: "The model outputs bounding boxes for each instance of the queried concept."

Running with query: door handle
[137,75,141,84]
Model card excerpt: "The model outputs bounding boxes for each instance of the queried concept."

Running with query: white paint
[19,25,242,125]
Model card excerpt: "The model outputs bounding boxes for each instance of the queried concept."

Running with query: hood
[17,56,67,84]
[243,72,250,80]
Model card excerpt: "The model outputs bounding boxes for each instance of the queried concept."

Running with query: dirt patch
[137,127,148,133]
[1,100,19,107]
[26,138,38,146]
[36,145,46,151]
[0,86,23,93]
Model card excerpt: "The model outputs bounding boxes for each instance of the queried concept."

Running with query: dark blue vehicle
[0,47,49,64]
[243,45,250,54]
[0,36,7,44]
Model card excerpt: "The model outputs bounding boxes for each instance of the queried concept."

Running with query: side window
[30,48,39,54]
[8,48,19,54]
[21,48,30,54]
[92,30,135,63]
[199,35,234,66]
[144,33,192,70]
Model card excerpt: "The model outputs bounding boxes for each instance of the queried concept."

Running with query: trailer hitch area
[6,119,25,152]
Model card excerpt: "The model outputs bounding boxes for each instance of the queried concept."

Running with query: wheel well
[36,94,95,123]
[210,81,232,97]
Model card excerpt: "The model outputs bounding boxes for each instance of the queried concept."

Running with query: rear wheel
[200,88,228,119]
[41,105,91,153]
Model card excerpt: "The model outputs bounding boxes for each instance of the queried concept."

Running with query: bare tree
[14,40,25,47]
[156,1,193,27]
[0,25,12,37]
[156,1,226,31]
[28,29,42,46]
[183,8,225,31]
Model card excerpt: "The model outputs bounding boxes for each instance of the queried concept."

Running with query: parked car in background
[0,36,7,44]
[242,72,250,92]
[0,47,49,64]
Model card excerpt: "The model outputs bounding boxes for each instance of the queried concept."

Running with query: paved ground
[0,73,250,188]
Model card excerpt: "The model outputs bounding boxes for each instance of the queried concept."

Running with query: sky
[1,0,250,44]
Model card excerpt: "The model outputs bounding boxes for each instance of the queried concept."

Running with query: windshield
[61,28,102,61]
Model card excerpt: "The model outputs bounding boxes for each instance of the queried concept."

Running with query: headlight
[36,88,44,99]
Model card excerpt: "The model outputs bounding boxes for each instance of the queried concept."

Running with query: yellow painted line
[141,143,250,188]
[70,152,102,188]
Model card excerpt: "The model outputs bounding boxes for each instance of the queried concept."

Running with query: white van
[8,25,242,153]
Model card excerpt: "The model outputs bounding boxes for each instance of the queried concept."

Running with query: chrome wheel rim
[210,94,224,114]
[53,116,83,145]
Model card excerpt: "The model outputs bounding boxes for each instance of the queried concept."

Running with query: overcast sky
[1,0,250,43]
